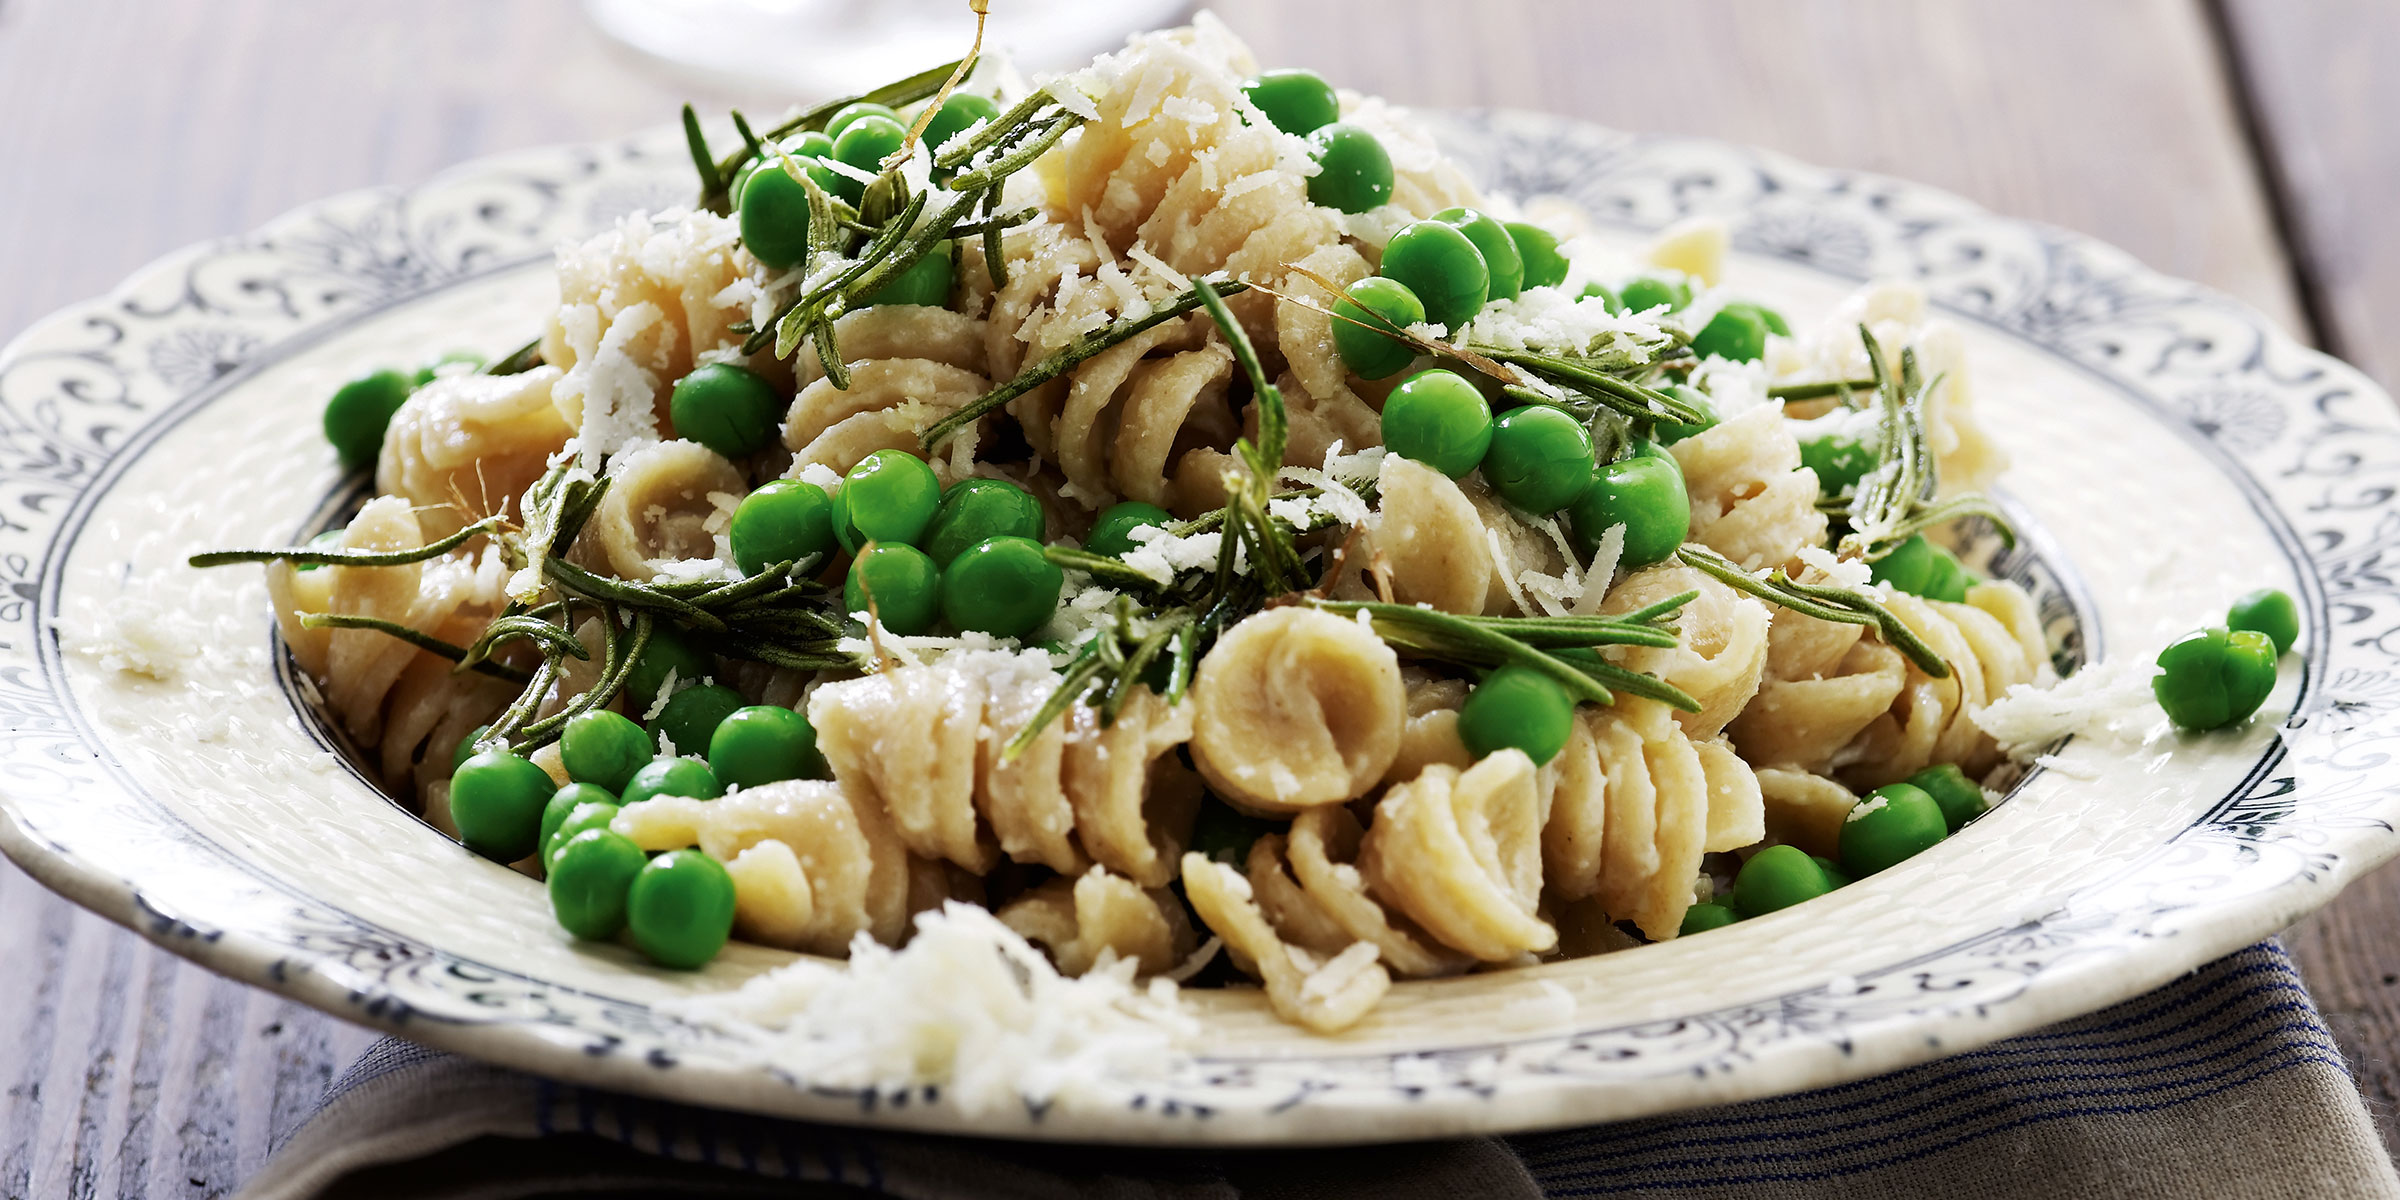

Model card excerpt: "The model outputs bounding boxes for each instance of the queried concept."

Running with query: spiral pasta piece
[613,780,916,956]
[541,210,760,460]
[1729,633,1909,774]
[1013,314,1242,514]
[1840,582,2048,788]
[1753,768,1859,859]
[1381,672,1474,786]
[375,366,574,540]
[1542,699,1764,941]
[783,306,994,479]
[1360,751,1557,960]
[1671,403,1827,571]
[1244,806,1466,978]
[1180,852,1392,1035]
[995,867,1196,977]
[810,655,1200,886]
[269,496,514,799]
[1190,608,1405,812]
[1359,455,1565,615]
[1598,565,1770,739]
[576,439,745,581]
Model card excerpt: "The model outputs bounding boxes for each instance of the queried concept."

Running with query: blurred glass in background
[588,0,1192,99]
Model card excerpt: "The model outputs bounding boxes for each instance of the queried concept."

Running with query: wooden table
[1,0,2393,1193]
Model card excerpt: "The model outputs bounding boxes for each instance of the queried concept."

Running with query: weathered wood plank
[2218,2,2400,1158]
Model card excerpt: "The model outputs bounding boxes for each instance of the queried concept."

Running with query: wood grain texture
[2216,0,2400,1158]
[0,0,2387,1192]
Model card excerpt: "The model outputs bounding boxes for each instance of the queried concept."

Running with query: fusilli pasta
[995,866,1196,976]
[375,366,574,540]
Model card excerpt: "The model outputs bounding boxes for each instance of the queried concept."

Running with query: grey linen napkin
[238,941,2400,1200]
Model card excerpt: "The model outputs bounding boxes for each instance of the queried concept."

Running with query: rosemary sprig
[188,515,504,569]
[1768,378,1877,402]
[1675,544,1950,678]
[1471,345,1707,425]
[697,58,966,213]
[681,104,722,197]
[919,277,1248,449]
[1303,599,1701,712]
[294,614,531,684]
[484,337,543,377]
[1197,276,1308,595]
[1833,326,2016,560]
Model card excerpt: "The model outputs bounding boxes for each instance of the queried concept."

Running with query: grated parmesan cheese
[670,903,1197,1117]
[1974,656,2168,756]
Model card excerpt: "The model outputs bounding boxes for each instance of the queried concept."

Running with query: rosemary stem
[295,614,532,684]
[191,515,504,569]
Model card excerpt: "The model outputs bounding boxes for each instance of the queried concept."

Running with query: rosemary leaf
[934,90,1054,168]
[544,559,728,633]
[1767,378,1876,402]
[1674,545,1951,678]
[190,515,504,569]
[946,111,1083,194]
[484,337,543,376]
[681,104,721,196]
[1044,545,1169,592]
[1002,647,1105,761]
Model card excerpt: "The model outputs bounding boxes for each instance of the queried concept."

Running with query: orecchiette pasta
[1190,608,1405,812]
[375,366,574,540]
[575,439,745,581]
[1672,403,1827,572]
[1542,699,1763,940]
[810,656,1201,886]
[995,867,1196,976]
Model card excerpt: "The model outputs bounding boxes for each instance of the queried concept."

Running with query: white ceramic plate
[4,111,2397,1146]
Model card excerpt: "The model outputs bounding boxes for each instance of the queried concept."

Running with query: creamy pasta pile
[248,18,2070,1034]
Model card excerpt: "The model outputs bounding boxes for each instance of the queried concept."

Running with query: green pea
[1678,902,1740,936]
[941,535,1064,638]
[1730,844,1833,917]
[737,157,813,269]
[1810,855,1854,889]
[1242,68,1341,135]
[831,114,907,203]
[835,450,941,551]
[1330,275,1425,380]
[450,750,556,863]
[323,369,414,472]
[1505,221,1569,291]
[1457,665,1576,765]
[729,479,837,576]
[824,101,901,141]
[1381,368,1494,478]
[2153,626,2278,731]
[918,92,1000,157]
[709,705,824,788]
[1651,385,1719,444]
[1567,454,1689,567]
[669,363,780,459]
[450,724,493,773]
[1690,305,1767,363]
[1906,763,1988,833]
[1798,429,1877,497]
[864,241,954,308]
[620,755,723,805]
[627,849,738,969]
[1870,535,1969,603]
[1433,207,1525,302]
[1304,122,1394,214]
[562,710,650,794]
[542,794,621,871]
[2227,587,2299,656]
[844,543,941,634]
[547,829,647,942]
[1380,219,1489,331]
[625,626,709,712]
[1580,281,1622,314]
[651,683,745,760]
[1838,783,1949,876]
[923,478,1045,566]
[1618,276,1690,314]
[1723,300,1790,337]
[538,783,615,869]
[1190,799,1280,866]
[1482,405,1596,513]
[1087,501,1174,558]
